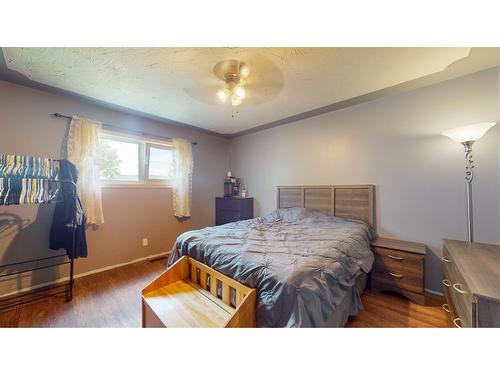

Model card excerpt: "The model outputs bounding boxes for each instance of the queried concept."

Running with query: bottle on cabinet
[224,171,233,197]
[223,170,241,197]
[233,178,240,196]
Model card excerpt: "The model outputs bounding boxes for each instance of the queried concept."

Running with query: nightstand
[215,197,254,225]
[370,237,427,305]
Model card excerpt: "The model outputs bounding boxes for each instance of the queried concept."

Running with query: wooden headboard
[276,185,375,230]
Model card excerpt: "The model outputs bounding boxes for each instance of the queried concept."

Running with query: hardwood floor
[0,259,448,328]
[346,290,448,328]
[0,258,166,328]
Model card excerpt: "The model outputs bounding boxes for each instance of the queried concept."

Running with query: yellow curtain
[172,138,193,218]
[67,116,105,225]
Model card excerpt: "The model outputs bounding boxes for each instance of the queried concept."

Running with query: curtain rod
[51,113,197,145]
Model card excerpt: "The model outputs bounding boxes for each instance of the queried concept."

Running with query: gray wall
[0,80,229,296]
[229,68,500,293]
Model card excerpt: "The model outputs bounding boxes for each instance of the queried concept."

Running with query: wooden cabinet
[215,197,253,225]
[370,237,426,305]
[441,239,500,328]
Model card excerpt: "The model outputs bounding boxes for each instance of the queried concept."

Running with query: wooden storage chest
[142,256,256,328]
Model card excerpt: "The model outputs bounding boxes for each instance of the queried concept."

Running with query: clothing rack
[52,113,198,145]
[0,156,77,312]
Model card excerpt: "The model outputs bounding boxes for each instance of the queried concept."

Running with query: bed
[167,185,376,327]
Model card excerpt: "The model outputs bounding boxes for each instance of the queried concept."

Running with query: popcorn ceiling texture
[3,47,472,134]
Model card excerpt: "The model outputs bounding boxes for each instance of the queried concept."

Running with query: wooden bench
[142,256,256,328]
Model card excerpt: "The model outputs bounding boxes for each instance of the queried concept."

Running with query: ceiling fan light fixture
[214,59,250,107]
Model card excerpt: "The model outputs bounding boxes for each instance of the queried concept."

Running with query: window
[146,144,175,180]
[98,131,174,187]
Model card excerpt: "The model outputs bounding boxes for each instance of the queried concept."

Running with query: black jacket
[49,159,87,259]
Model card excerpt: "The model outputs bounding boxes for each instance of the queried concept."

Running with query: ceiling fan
[213,59,250,106]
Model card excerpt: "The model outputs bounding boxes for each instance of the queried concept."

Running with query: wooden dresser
[215,197,254,225]
[442,239,500,328]
[370,237,426,305]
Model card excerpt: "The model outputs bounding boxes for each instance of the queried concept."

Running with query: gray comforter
[167,208,374,327]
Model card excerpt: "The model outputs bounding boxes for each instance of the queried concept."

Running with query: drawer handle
[388,272,403,279]
[442,256,451,263]
[453,317,463,328]
[453,283,466,295]
[388,254,404,261]
[442,279,451,287]
[442,304,451,313]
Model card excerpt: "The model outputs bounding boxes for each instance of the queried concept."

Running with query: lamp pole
[442,122,496,244]
[462,141,474,242]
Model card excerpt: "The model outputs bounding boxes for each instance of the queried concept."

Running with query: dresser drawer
[372,270,424,294]
[216,211,242,225]
[216,198,243,211]
[442,239,500,328]
[442,245,453,280]
[215,197,254,226]
[372,247,424,294]
[443,266,475,328]
[442,243,475,328]
[441,279,457,327]
[373,247,424,272]
[442,245,460,327]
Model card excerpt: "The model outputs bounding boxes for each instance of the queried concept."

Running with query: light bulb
[216,89,228,102]
[233,86,246,99]
[442,122,496,143]
[231,96,242,106]
[239,64,250,78]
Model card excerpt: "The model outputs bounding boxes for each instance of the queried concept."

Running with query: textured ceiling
[2,47,498,135]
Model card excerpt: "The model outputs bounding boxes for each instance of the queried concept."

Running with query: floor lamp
[442,122,496,242]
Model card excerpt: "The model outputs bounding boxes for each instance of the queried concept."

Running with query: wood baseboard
[425,290,445,306]
[370,284,444,306]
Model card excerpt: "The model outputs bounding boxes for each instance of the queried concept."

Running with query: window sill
[101,183,173,189]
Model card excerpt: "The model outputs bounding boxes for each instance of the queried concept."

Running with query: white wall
[229,68,500,293]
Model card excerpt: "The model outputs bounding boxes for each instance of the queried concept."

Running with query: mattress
[167,207,374,327]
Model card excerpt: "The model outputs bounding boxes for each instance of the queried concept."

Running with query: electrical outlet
[142,238,148,247]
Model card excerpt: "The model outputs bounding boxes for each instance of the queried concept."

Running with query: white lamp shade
[442,122,496,143]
